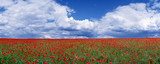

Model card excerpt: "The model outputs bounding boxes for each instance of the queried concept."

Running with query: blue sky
[0,0,160,38]
[56,0,149,20]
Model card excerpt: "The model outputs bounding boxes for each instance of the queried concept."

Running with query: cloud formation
[96,3,160,38]
[0,0,94,38]
[0,0,160,38]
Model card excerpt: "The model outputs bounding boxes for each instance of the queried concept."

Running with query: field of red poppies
[0,38,160,64]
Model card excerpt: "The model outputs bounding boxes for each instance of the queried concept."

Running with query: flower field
[0,38,160,64]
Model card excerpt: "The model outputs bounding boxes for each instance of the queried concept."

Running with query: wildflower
[43,61,47,64]
[1,51,3,54]
[75,55,77,58]
[13,60,15,63]
[50,56,54,59]
[67,58,70,61]
[99,60,102,63]
[112,52,114,54]
[45,52,48,55]
[149,59,153,62]
[153,54,155,56]
[25,61,30,64]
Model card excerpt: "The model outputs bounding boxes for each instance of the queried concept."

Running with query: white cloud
[0,0,94,38]
[0,0,160,38]
[152,0,160,8]
[0,0,14,7]
[95,3,160,37]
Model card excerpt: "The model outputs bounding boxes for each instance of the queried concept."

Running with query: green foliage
[0,38,160,64]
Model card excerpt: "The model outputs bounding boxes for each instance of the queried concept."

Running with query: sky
[56,0,149,20]
[0,0,160,38]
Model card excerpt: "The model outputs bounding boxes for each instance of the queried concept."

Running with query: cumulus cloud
[0,0,160,38]
[96,2,160,38]
[0,0,94,38]
[152,0,160,9]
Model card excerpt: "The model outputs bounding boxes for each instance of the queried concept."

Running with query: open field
[0,38,160,64]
